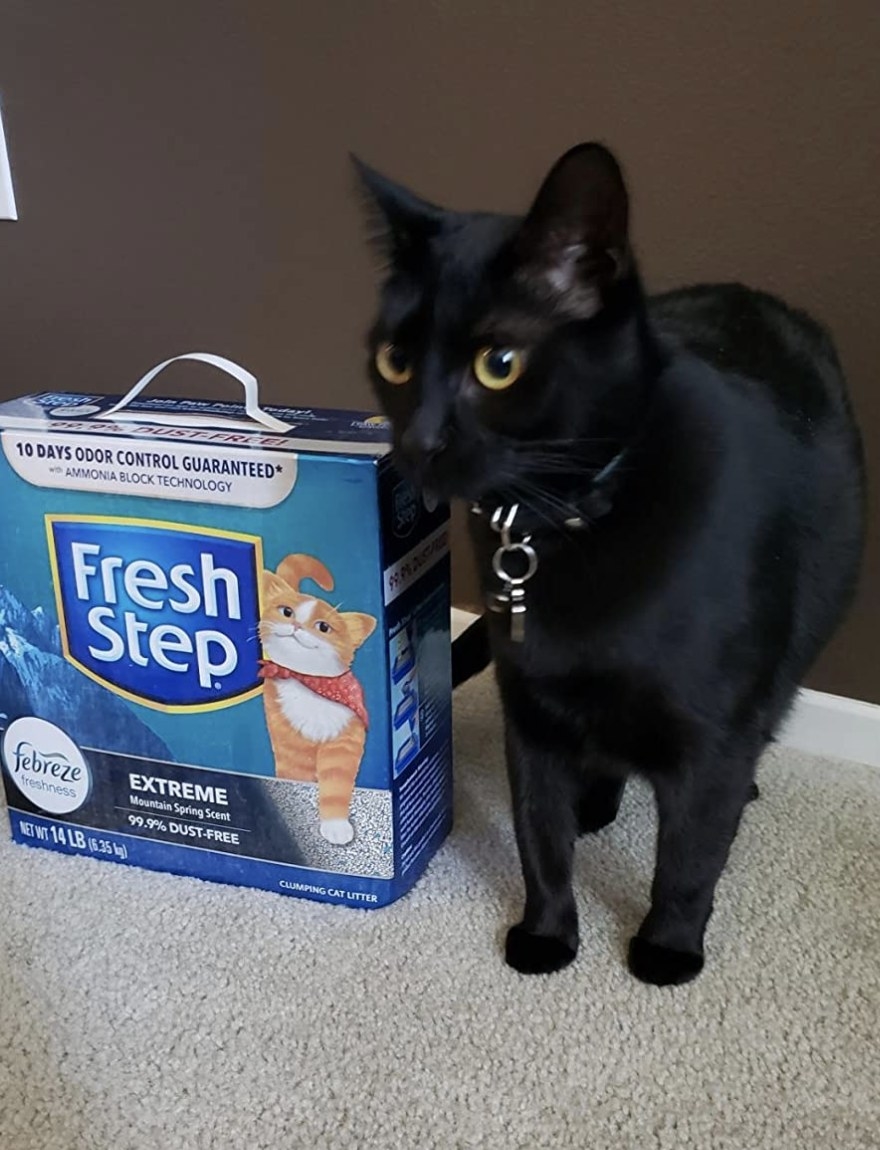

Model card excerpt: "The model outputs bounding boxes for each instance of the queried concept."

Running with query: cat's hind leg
[577,775,626,835]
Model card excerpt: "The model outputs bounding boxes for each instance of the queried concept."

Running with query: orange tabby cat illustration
[258,554,376,845]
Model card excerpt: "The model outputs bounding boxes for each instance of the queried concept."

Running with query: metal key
[508,585,527,642]
[487,584,527,640]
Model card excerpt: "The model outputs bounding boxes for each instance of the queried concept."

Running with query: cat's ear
[513,143,630,317]
[352,154,443,268]
[262,571,289,599]
[339,611,377,650]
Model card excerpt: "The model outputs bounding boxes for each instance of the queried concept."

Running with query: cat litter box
[0,353,452,907]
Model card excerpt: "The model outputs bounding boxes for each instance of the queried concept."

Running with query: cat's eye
[375,342,413,386]
[473,347,526,391]
[279,606,294,618]
[315,621,333,634]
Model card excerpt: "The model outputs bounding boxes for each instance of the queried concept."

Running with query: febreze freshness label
[46,516,263,711]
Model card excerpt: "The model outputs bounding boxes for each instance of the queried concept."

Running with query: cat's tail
[452,614,492,688]
[276,554,334,592]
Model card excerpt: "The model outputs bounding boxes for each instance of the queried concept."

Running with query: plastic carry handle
[99,352,292,433]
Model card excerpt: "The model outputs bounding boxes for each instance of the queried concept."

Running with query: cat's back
[648,282,857,443]
[649,281,864,670]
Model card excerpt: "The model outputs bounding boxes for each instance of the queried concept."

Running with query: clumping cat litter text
[0,354,453,906]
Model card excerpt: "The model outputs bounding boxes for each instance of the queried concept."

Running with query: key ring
[489,504,538,585]
[492,540,538,585]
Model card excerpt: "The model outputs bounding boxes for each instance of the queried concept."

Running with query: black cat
[357,143,865,985]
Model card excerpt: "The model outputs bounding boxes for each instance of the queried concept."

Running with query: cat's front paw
[627,936,704,986]
[505,924,577,975]
[320,818,355,845]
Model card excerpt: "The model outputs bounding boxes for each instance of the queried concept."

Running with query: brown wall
[2,2,878,700]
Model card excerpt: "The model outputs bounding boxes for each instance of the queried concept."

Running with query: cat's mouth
[263,623,322,651]
[420,472,499,506]
[390,425,490,504]
[290,629,321,651]
[400,451,498,506]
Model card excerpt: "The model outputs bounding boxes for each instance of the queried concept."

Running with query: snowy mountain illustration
[0,585,171,759]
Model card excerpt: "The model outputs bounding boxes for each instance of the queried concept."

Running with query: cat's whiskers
[508,470,582,516]
[519,461,605,480]
[512,448,615,475]
[497,474,580,541]
[507,433,618,448]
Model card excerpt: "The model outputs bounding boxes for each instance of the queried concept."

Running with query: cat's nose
[401,423,448,463]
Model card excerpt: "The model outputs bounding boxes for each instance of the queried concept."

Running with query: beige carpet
[1,669,878,1150]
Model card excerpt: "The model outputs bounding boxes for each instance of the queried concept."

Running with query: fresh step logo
[46,516,263,712]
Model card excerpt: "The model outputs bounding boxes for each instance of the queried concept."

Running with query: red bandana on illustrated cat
[258,661,370,729]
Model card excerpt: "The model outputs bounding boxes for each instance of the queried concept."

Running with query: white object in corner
[450,607,880,769]
[451,607,477,640]
[0,106,17,220]
[778,689,880,769]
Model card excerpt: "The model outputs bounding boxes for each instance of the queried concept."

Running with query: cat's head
[260,554,376,677]
[357,143,653,510]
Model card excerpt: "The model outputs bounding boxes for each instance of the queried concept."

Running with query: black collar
[470,446,628,536]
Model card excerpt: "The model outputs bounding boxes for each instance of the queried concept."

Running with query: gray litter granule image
[262,777,395,879]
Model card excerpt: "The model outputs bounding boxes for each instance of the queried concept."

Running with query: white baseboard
[450,608,880,769]
[778,689,880,768]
